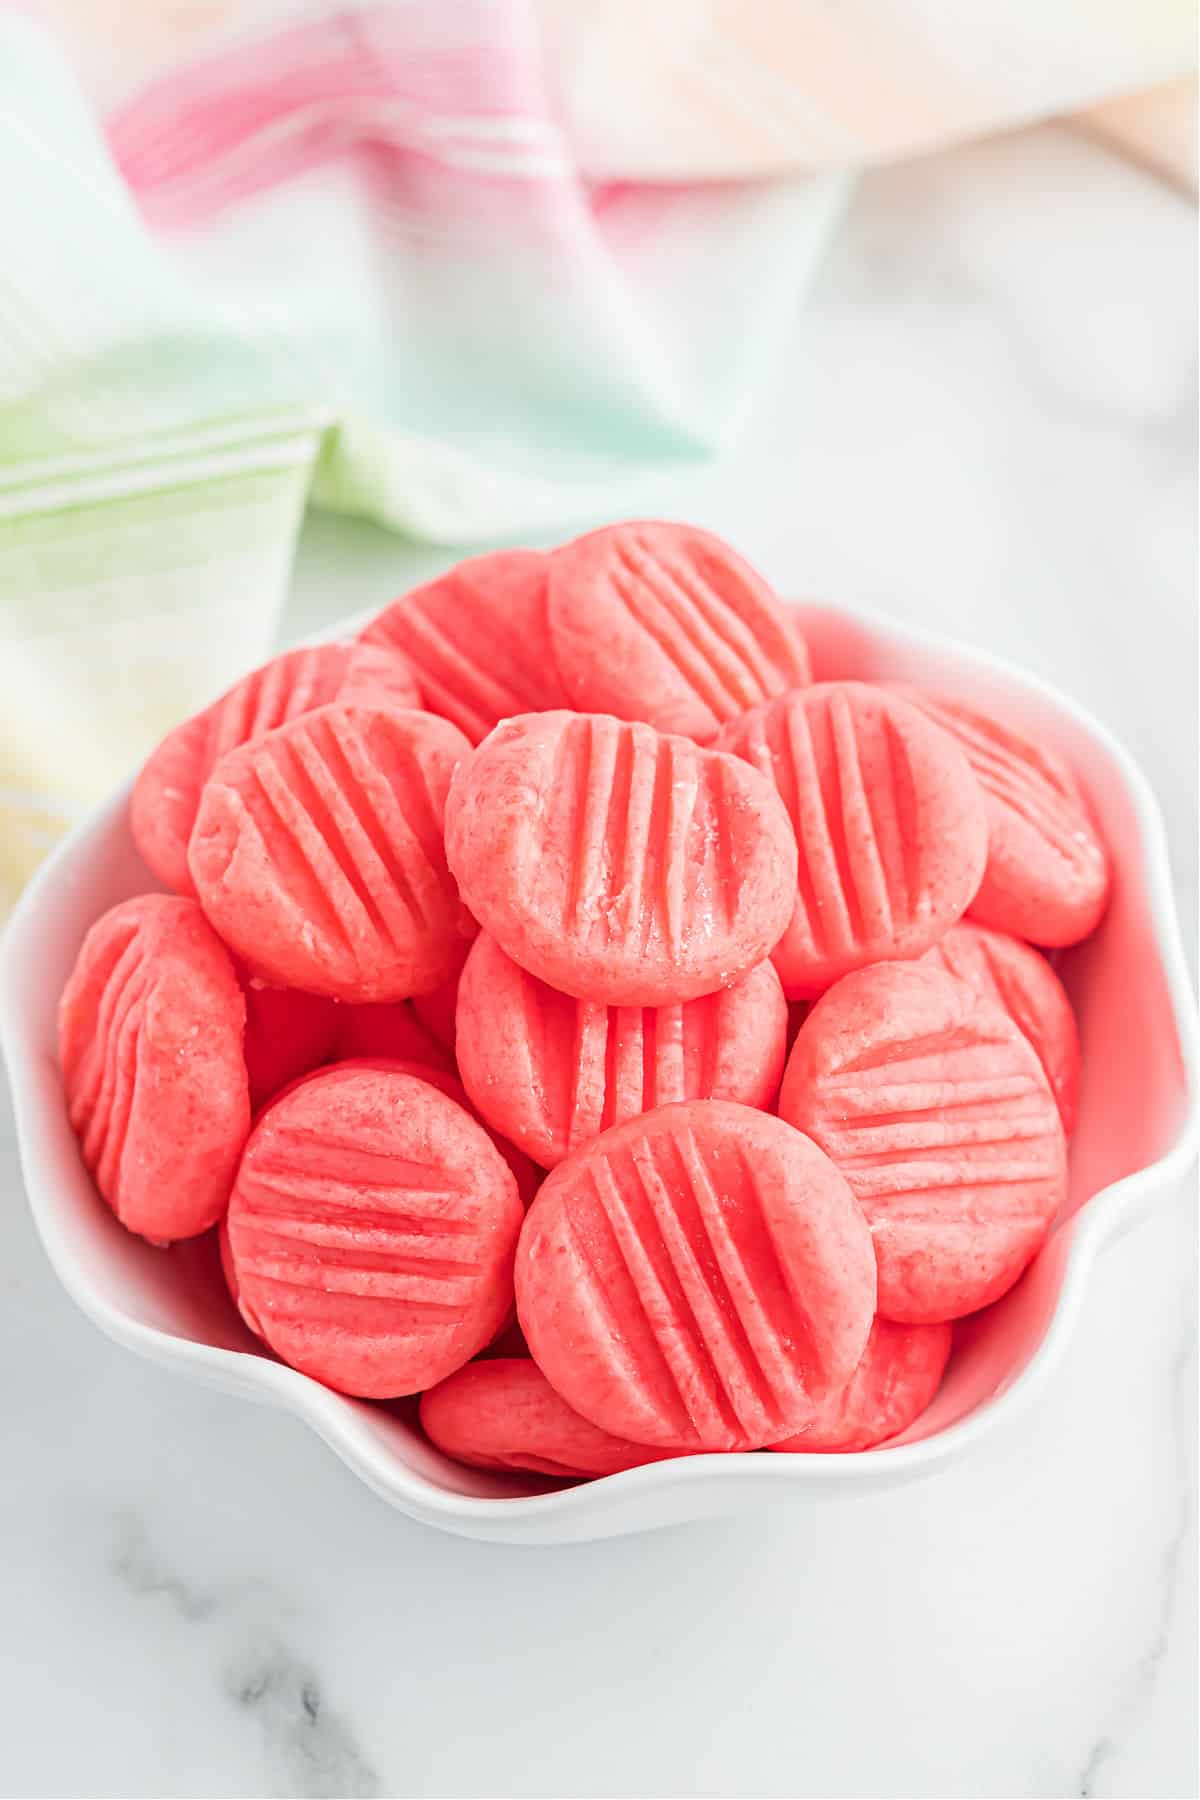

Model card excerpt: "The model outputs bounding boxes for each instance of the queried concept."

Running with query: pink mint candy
[547,521,810,743]
[226,1063,523,1397]
[339,1056,542,1209]
[779,961,1067,1324]
[895,687,1109,947]
[716,682,989,998]
[515,1100,876,1452]
[131,641,419,895]
[922,921,1080,1133]
[420,1358,682,1479]
[359,550,566,744]
[58,895,249,1242]
[189,704,475,1002]
[456,932,787,1167]
[770,1318,953,1453]
[444,711,798,1006]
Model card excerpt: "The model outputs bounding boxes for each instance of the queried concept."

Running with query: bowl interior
[2,604,1194,1507]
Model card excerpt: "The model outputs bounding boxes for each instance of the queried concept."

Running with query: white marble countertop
[1,124,1195,1799]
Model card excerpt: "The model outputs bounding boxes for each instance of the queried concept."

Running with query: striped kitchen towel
[2,0,1193,908]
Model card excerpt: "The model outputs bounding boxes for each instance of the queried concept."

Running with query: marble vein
[107,1510,382,1799]
[226,1646,381,1800]
[1074,1321,1198,1799]
[111,1512,218,1624]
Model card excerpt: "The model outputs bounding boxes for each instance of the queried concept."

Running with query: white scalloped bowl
[3,602,1196,1543]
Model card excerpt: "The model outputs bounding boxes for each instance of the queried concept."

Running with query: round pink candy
[226,1063,523,1398]
[779,961,1068,1324]
[456,933,787,1168]
[922,922,1080,1133]
[895,687,1109,947]
[131,641,419,896]
[770,1318,953,1453]
[420,1358,681,1479]
[715,682,989,998]
[189,704,475,1002]
[359,549,566,744]
[547,522,811,743]
[58,895,249,1242]
[444,711,798,1006]
[516,1100,876,1452]
[344,1057,542,1209]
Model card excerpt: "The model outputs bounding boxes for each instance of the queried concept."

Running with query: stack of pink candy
[58,523,1109,1477]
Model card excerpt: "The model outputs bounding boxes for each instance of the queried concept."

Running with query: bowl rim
[3,598,1197,1532]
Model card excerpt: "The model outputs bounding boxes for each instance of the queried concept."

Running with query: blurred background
[0,7,1196,1798]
